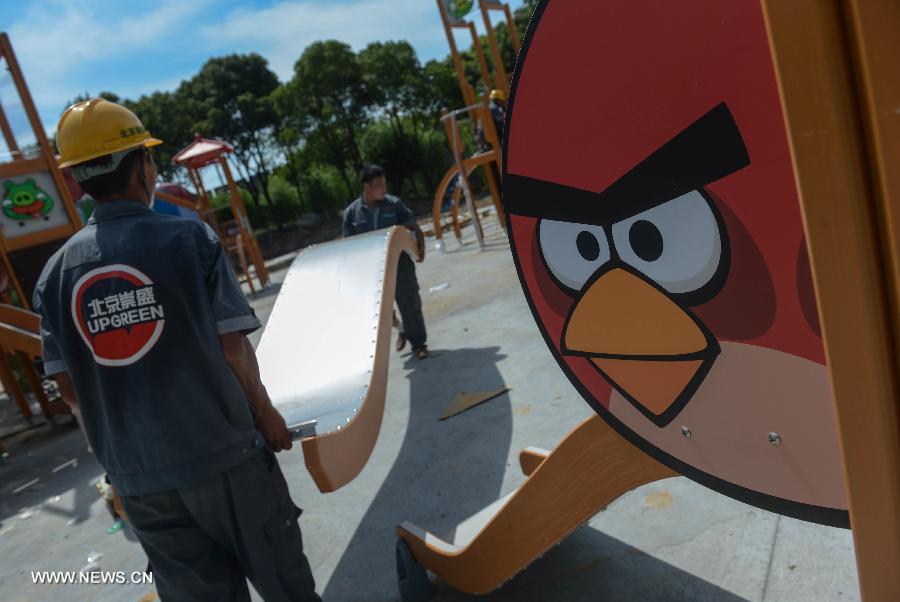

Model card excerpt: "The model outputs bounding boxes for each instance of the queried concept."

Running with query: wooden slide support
[0,33,83,309]
[155,189,258,293]
[256,226,417,492]
[171,136,270,291]
[396,413,676,595]
[0,304,68,419]
[434,105,505,252]
[430,163,479,248]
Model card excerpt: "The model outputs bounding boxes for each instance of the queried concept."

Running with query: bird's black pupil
[576,230,600,262]
[629,220,663,262]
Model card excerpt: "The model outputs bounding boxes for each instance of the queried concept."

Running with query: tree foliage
[66,3,536,230]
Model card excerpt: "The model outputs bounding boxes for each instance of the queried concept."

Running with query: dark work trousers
[120,448,320,602]
[396,253,427,349]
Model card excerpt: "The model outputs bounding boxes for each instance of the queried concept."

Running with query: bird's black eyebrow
[504,103,749,224]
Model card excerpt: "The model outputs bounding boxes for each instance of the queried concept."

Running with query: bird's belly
[609,341,848,510]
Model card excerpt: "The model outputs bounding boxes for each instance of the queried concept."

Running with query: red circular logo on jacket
[70,264,166,366]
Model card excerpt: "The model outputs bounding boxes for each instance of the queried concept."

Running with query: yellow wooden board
[440,387,510,420]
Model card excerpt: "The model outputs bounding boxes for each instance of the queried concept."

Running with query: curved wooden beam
[256,226,417,492]
[432,165,478,246]
[397,414,676,594]
[0,303,39,335]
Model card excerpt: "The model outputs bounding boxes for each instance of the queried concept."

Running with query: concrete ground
[0,211,860,601]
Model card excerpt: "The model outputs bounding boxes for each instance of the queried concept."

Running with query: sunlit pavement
[0,213,860,601]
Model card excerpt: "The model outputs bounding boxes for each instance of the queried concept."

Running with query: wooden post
[0,32,83,306]
[0,103,21,161]
[479,103,505,227]
[762,1,900,599]
[442,110,463,157]
[219,156,269,287]
[841,0,900,347]
[502,3,521,54]
[0,229,29,309]
[478,1,509,93]
[436,0,476,107]
[187,167,210,211]
[467,22,493,95]
[0,34,81,230]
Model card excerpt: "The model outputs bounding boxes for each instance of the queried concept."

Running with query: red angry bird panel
[504,1,847,527]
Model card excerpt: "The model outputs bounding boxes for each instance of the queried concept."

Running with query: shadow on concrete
[247,281,283,302]
[433,525,751,602]
[0,422,104,526]
[323,346,512,601]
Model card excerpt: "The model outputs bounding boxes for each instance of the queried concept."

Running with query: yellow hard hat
[56,98,162,168]
[490,89,507,101]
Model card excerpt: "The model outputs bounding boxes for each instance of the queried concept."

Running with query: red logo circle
[70,264,165,366]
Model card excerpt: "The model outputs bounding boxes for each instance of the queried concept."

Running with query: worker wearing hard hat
[34,98,320,601]
[476,89,508,153]
[489,88,507,143]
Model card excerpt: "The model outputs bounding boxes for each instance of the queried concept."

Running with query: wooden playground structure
[763,1,900,596]
[431,0,517,252]
[255,1,900,601]
[163,134,270,292]
[0,33,80,428]
[433,103,504,251]
[0,33,84,308]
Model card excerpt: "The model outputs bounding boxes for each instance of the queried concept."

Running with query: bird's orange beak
[563,268,717,425]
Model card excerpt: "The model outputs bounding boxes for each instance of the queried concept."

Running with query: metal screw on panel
[681,426,692,439]
[768,432,782,446]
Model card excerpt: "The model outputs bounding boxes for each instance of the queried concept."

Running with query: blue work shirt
[33,199,264,496]
[342,194,415,236]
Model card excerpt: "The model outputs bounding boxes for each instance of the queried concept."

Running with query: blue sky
[0,0,527,149]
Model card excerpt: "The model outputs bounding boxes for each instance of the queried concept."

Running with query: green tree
[285,41,371,196]
[419,58,464,117]
[183,53,280,209]
[359,42,420,138]
[359,41,438,195]
[269,83,310,211]
[122,90,197,182]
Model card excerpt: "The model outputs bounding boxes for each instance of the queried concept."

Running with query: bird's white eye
[611,190,724,296]
[538,220,611,291]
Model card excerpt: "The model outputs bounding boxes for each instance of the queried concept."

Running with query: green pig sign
[2,179,54,223]
[446,0,473,20]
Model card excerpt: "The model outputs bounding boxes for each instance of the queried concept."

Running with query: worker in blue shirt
[343,165,429,359]
[34,98,320,602]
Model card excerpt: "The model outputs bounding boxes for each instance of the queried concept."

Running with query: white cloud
[5,0,213,118]
[1,0,526,142]
[199,0,461,81]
